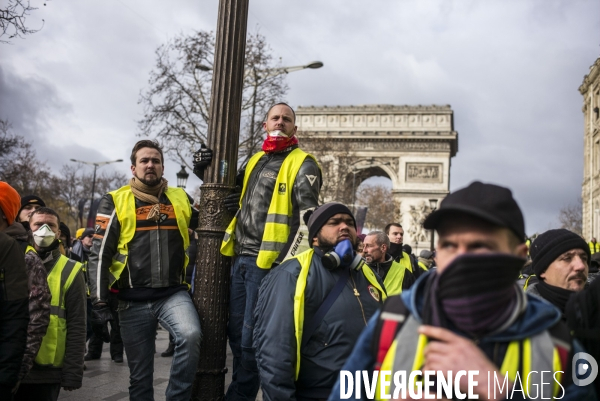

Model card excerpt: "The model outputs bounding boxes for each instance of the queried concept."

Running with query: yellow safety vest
[221,148,319,269]
[384,252,414,296]
[292,249,386,379]
[35,255,83,367]
[589,241,600,254]
[417,261,429,272]
[376,315,564,400]
[107,186,191,287]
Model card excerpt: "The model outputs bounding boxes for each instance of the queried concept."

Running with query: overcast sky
[1,0,599,235]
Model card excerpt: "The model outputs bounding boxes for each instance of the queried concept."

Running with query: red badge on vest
[368,285,380,302]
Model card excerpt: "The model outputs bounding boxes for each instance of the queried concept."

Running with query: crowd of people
[0,102,599,401]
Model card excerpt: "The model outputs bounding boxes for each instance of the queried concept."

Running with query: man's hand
[193,144,213,179]
[419,325,511,401]
[91,304,112,343]
[224,191,241,213]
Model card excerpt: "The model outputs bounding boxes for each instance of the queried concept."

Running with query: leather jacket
[88,190,198,302]
[234,145,321,264]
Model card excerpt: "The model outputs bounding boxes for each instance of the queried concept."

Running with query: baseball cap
[423,181,525,241]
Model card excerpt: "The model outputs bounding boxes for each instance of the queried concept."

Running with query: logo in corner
[278,183,287,194]
[367,285,380,302]
[573,352,598,386]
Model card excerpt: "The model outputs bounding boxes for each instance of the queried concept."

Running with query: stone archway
[297,105,458,255]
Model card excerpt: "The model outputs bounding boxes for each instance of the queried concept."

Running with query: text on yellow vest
[221,148,320,269]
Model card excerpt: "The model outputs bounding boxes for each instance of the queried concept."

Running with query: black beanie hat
[304,203,355,248]
[18,195,46,217]
[531,229,590,277]
[59,222,71,247]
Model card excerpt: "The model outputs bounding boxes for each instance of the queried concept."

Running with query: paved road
[58,327,259,401]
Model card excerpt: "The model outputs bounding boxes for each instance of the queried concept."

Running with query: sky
[1,0,599,235]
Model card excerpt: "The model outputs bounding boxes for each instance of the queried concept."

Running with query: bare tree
[0,119,127,230]
[138,30,287,168]
[356,184,395,231]
[559,197,583,236]
[0,0,45,44]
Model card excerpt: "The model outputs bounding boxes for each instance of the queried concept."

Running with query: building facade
[581,57,600,241]
[296,104,458,254]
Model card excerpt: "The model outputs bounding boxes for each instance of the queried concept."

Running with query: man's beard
[316,233,337,250]
[316,233,358,251]
[138,175,162,187]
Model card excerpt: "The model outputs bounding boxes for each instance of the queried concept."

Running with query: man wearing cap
[417,249,434,270]
[0,182,51,391]
[16,195,46,224]
[329,181,595,401]
[254,202,385,401]
[527,229,589,317]
[362,231,413,295]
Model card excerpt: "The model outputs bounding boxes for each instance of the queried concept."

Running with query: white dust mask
[33,224,56,248]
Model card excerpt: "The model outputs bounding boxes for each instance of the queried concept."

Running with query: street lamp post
[70,158,123,227]
[191,0,249,399]
[429,198,438,251]
[176,165,189,189]
[351,169,357,215]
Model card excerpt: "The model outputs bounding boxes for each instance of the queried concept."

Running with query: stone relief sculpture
[407,201,431,243]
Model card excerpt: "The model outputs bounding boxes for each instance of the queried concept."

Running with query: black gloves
[193,144,213,179]
[91,304,112,343]
[224,191,241,214]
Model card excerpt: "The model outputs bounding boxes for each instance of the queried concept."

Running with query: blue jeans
[118,290,202,401]
[225,256,270,401]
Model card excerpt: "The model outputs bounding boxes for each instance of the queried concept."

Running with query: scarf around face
[129,177,169,222]
[536,279,575,315]
[422,253,527,338]
[261,134,299,153]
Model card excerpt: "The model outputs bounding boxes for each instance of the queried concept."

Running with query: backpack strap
[301,267,349,349]
[371,295,410,370]
[548,321,574,388]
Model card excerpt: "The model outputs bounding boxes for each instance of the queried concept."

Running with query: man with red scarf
[195,102,321,401]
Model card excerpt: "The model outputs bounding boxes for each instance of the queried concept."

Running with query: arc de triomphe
[296,105,458,254]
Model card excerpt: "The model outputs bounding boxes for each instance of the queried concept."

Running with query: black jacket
[234,145,321,264]
[89,189,198,302]
[0,232,29,392]
[254,247,384,400]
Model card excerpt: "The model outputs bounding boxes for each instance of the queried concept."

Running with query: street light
[429,198,439,251]
[176,165,189,189]
[196,60,324,76]
[70,158,124,227]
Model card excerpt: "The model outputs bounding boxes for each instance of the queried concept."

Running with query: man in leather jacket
[88,140,200,401]
[194,103,321,401]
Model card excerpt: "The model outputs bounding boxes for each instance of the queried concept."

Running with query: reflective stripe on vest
[107,186,191,287]
[35,255,83,367]
[523,274,536,290]
[376,315,564,400]
[383,253,412,296]
[221,148,320,269]
[292,249,386,380]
